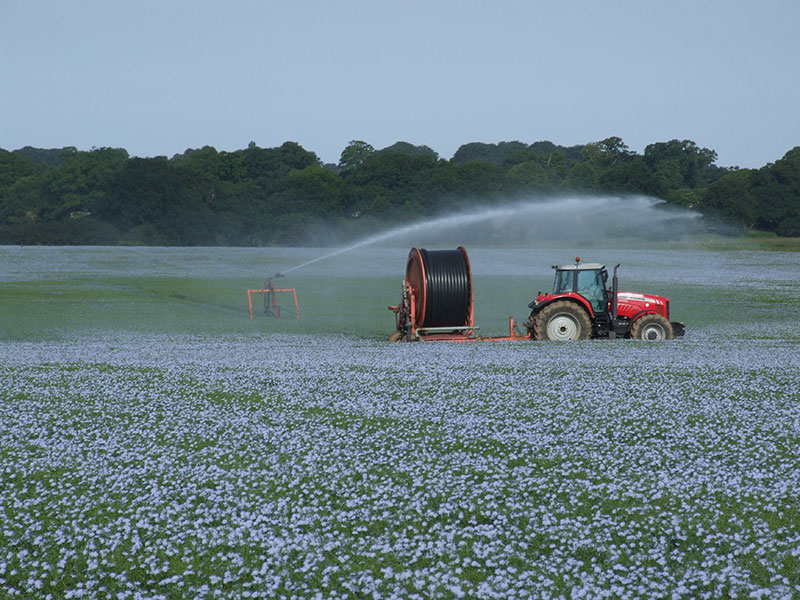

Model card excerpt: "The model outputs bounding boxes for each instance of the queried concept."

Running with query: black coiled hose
[417,248,471,327]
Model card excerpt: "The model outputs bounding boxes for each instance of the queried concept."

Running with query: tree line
[1,137,798,246]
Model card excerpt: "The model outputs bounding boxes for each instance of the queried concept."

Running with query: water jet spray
[276,195,702,276]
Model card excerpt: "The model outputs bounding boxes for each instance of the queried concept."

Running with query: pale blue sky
[2,1,798,168]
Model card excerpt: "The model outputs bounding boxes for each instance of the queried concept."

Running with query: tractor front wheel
[630,314,674,341]
[533,301,592,341]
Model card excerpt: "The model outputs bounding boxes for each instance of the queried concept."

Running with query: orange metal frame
[248,287,299,320]
[416,316,526,342]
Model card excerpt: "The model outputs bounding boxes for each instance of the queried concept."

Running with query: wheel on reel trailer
[388,331,407,342]
[630,314,674,341]
[524,312,537,339]
[533,301,592,341]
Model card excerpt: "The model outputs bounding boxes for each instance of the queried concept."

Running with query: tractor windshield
[553,268,608,313]
[577,269,607,313]
[553,270,572,294]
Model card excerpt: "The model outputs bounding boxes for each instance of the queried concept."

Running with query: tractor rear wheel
[630,314,674,341]
[533,301,592,341]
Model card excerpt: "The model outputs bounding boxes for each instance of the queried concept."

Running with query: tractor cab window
[577,269,608,313]
[554,270,573,295]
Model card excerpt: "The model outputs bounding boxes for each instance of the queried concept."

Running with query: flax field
[1,245,799,599]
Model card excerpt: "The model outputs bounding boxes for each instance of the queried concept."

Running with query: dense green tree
[172,146,245,184]
[501,149,538,167]
[698,147,800,235]
[0,150,37,191]
[283,165,343,216]
[565,162,599,191]
[697,163,731,188]
[582,137,634,166]
[42,147,129,220]
[597,156,666,196]
[377,141,438,160]
[448,161,508,197]
[505,152,568,191]
[341,152,439,217]
[0,174,47,225]
[750,148,800,235]
[11,146,65,167]
[276,141,320,171]
[506,160,550,191]
[644,139,718,188]
[700,169,757,227]
[451,141,527,165]
[528,140,584,162]
[338,140,375,173]
[95,157,184,232]
[1,147,128,225]
[240,142,319,192]
[170,146,250,229]
[527,141,560,155]
[241,144,280,180]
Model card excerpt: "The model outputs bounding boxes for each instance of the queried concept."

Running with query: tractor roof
[557,263,605,271]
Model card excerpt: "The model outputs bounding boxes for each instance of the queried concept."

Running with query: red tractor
[526,257,684,340]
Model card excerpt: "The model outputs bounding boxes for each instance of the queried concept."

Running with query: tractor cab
[552,259,608,314]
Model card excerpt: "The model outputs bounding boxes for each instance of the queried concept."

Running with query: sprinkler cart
[247,274,300,320]
[388,247,684,342]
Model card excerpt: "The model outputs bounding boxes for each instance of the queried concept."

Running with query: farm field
[1,245,799,599]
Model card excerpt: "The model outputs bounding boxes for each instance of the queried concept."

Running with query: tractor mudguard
[529,293,595,318]
[629,309,659,322]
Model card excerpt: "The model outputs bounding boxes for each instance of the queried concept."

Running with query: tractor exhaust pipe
[612,264,620,320]
[607,264,620,340]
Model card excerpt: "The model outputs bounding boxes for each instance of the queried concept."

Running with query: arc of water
[280,196,700,275]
